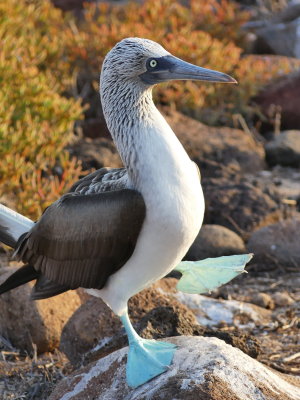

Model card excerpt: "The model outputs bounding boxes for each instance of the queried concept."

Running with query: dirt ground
[218,268,300,376]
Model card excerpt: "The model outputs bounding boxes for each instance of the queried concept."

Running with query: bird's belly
[98,178,204,315]
[147,190,203,256]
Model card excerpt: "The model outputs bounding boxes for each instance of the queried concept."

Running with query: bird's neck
[101,83,192,191]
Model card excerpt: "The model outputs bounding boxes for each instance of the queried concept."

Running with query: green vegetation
[1,0,299,218]
[0,0,83,219]
[63,0,300,124]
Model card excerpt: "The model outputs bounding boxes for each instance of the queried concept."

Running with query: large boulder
[51,0,85,11]
[272,2,300,24]
[245,2,300,57]
[165,109,265,176]
[67,137,122,170]
[254,71,300,131]
[265,131,300,167]
[203,178,282,237]
[48,336,300,400]
[185,224,246,260]
[255,17,300,58]
[0,267,82,354]
[59,296,122,365]
[247,216,300,269]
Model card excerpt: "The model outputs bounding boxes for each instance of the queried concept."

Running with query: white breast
[97,110,205,315]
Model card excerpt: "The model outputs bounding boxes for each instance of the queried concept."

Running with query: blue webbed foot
[174,254,253,294]
[127,337,176,388]
[120,312,176,388]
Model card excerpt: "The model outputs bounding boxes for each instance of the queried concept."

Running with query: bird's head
[101,37,236,87]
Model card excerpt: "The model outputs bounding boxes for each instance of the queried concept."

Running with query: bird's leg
[174,254,253,294]
[120,310,176,388]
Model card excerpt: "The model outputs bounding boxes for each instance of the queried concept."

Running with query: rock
[244,2,300,56]
[0,253,10,269]
[246,167,300,206]
[272,2,300,24]
[265,131,300,167]
[255,17,300,58]
[203,178,282,237]
[127,278,181,322]
[248,292,275,310]
[139,281,261,359]
[136,305,199,339]
[77,118,111,139]
[51,0,85,12]
[174,291,272,330]
[60,279,198,365]
[185,224,246,261]
[0,267,82,354]
[59,297,122,365]
[273,291,295,307]
[165,109,265,176]
[254,70,300,131]
[203,329,260,359]
[67,137,122,170]
[48,336,300,400]
[247,216,300,269]
[60,279,259,366]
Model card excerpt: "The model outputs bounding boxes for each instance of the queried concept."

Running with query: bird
[0,38,252,388]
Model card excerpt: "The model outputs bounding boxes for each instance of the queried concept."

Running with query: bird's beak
[165,56,237,83]
[140,55,237,85]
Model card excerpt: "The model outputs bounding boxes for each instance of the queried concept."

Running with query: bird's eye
[149,59,158,68]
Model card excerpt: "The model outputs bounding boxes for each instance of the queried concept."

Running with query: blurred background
[0,1,299,399]
[1,0,300,219]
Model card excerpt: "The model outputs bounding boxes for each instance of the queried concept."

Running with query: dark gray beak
[140,55,237,85]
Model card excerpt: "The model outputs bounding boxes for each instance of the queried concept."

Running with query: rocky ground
[1,0,300,399]
[0,251,299,399]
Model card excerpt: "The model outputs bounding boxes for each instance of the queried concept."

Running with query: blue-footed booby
[0,38,252,388]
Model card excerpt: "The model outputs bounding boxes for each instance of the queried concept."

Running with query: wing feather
[15,189,145,290]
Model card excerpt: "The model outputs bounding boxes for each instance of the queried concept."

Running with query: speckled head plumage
[99,38,173,149]
[101,38,170,82]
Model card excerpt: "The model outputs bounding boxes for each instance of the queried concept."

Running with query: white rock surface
[161,289,272,329]
[265,130,300,167]
[156,278,273,329]
[246,167,300,203]
[174,292,272,329]
[48,336,300,400]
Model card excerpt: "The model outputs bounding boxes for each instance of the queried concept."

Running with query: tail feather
[0,264,39,295]
[31,276,70,300]
[0,263,70,299]
[0,204,34,248]
[0,204,70,299]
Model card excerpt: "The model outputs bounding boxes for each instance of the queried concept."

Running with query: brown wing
[16,189,145,290]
